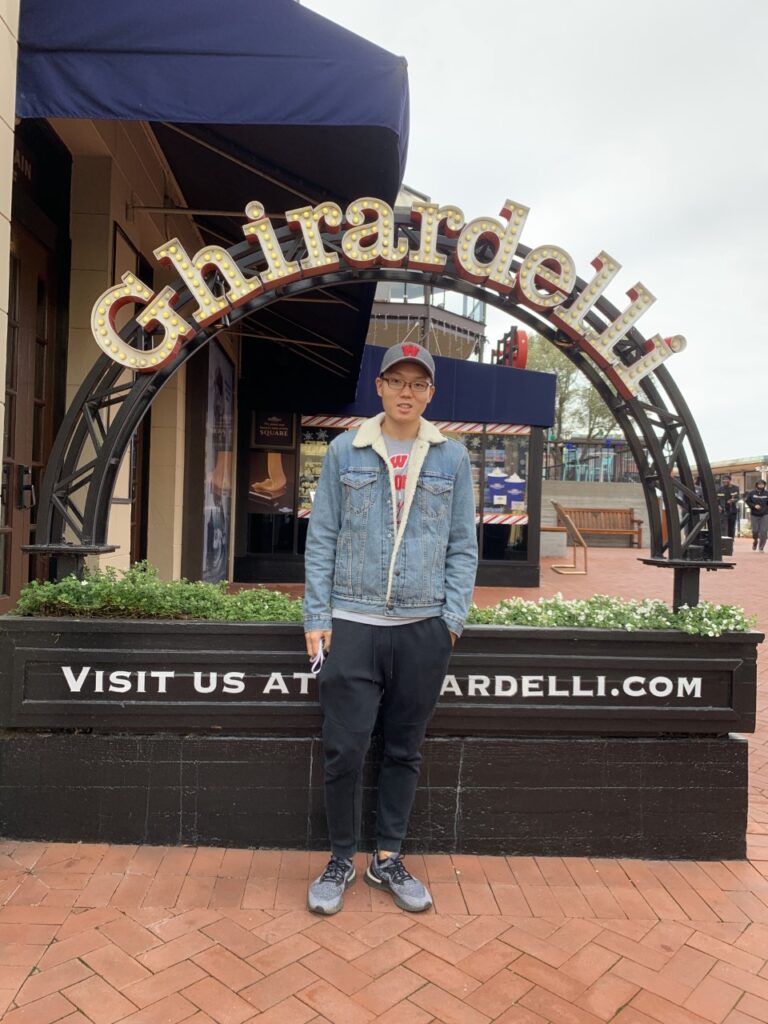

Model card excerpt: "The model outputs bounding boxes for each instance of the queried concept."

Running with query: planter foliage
[9,561,755,637]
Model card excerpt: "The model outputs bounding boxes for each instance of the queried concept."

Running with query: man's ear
[375,376,384,399]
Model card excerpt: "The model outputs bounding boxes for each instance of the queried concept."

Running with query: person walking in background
[745,479,768,551]
[717,474,740,538]
[303,342,478,915]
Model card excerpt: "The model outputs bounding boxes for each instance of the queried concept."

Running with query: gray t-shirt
[332,433,429,627]
[383,433,414,526]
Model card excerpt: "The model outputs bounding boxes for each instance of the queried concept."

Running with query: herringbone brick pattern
[1,540,765,1023]
[1,844,768,1023]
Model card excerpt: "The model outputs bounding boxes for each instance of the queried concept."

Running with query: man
[303,342,478,914]
[717,475,740,539]
[745,478,768,551]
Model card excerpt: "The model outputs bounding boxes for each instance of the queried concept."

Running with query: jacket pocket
[417,475,454,519]
[341,470,378,516]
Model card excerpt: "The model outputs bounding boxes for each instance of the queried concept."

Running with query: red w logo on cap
[401,344,420,357]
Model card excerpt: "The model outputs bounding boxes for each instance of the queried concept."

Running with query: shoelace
[320,856,350,884]
[380,856,413,885]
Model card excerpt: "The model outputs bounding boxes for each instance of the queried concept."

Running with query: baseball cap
[379,342,436,382]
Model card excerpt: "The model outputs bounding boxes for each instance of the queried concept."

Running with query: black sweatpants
[318,616,453,859]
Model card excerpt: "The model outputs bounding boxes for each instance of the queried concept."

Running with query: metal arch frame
[31,210,730,606]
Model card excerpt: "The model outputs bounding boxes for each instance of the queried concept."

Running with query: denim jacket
[303,414,478,635]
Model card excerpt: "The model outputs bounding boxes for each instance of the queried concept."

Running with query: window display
[442,426,530,561]
[293,418,531,562]
[298,425,346,513]
[246,412,297,556]
[248,451,295,512]
[479,429,529,562]
[239,411,541,581]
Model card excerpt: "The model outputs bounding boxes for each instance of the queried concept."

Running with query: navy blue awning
[327,346,556,427]
[16,0,409,187]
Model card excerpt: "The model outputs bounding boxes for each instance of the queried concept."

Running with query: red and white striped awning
[301,416,530,436]
[298,508,528,526]
[479,512,528,525]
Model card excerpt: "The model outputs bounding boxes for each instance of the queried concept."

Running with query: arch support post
[673,566,700,611]
[23,544,118,581]
[642,556,735,610]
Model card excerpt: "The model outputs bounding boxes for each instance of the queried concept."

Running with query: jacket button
[394,570,400,576]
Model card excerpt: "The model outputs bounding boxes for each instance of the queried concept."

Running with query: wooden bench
[552,503,643,548]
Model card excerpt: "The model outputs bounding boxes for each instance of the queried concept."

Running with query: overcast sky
[304,0,767,465]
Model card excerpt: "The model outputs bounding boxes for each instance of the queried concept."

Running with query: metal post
[673,567,700,611]
[53,553,87,581]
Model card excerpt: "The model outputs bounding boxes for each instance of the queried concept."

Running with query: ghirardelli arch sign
[91,196,685,401]
[32,188,723,600]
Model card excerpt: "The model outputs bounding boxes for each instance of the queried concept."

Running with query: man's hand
[305,629,332,661]
[448,630,457,647]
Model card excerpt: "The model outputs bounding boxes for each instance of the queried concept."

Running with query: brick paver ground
[1,537,766,1023]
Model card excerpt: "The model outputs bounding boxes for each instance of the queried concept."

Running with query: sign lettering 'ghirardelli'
[91,196,686,399]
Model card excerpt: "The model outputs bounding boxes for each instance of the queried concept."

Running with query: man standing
[303,342,478,914]
[745,479,768,551]
[717,475,740,538]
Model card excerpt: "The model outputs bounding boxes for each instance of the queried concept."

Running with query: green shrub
[12,562,303,622]
[466,593,755,637]
[9,563,755,637]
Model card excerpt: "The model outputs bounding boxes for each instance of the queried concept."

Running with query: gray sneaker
[364,854,432,912]
[307,856,355,915]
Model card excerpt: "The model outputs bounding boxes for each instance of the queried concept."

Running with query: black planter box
[0,618,760,858]
[0,618,759,736]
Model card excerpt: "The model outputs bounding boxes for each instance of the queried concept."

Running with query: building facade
[0,0,414,610]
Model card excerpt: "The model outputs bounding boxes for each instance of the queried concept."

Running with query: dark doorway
[1,225,62,610]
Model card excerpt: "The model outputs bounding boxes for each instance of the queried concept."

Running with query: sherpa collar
[352,413,446,448]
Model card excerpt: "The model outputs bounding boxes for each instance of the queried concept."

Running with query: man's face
[376,361,434,429]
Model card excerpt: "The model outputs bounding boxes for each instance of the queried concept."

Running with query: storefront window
[480,429,529,561]
[246,412,297,556]
[245,417,532,564]
[292,420,531,563]
[296,423,347,554]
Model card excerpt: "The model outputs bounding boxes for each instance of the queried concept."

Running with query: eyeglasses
[380,375,433,394]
